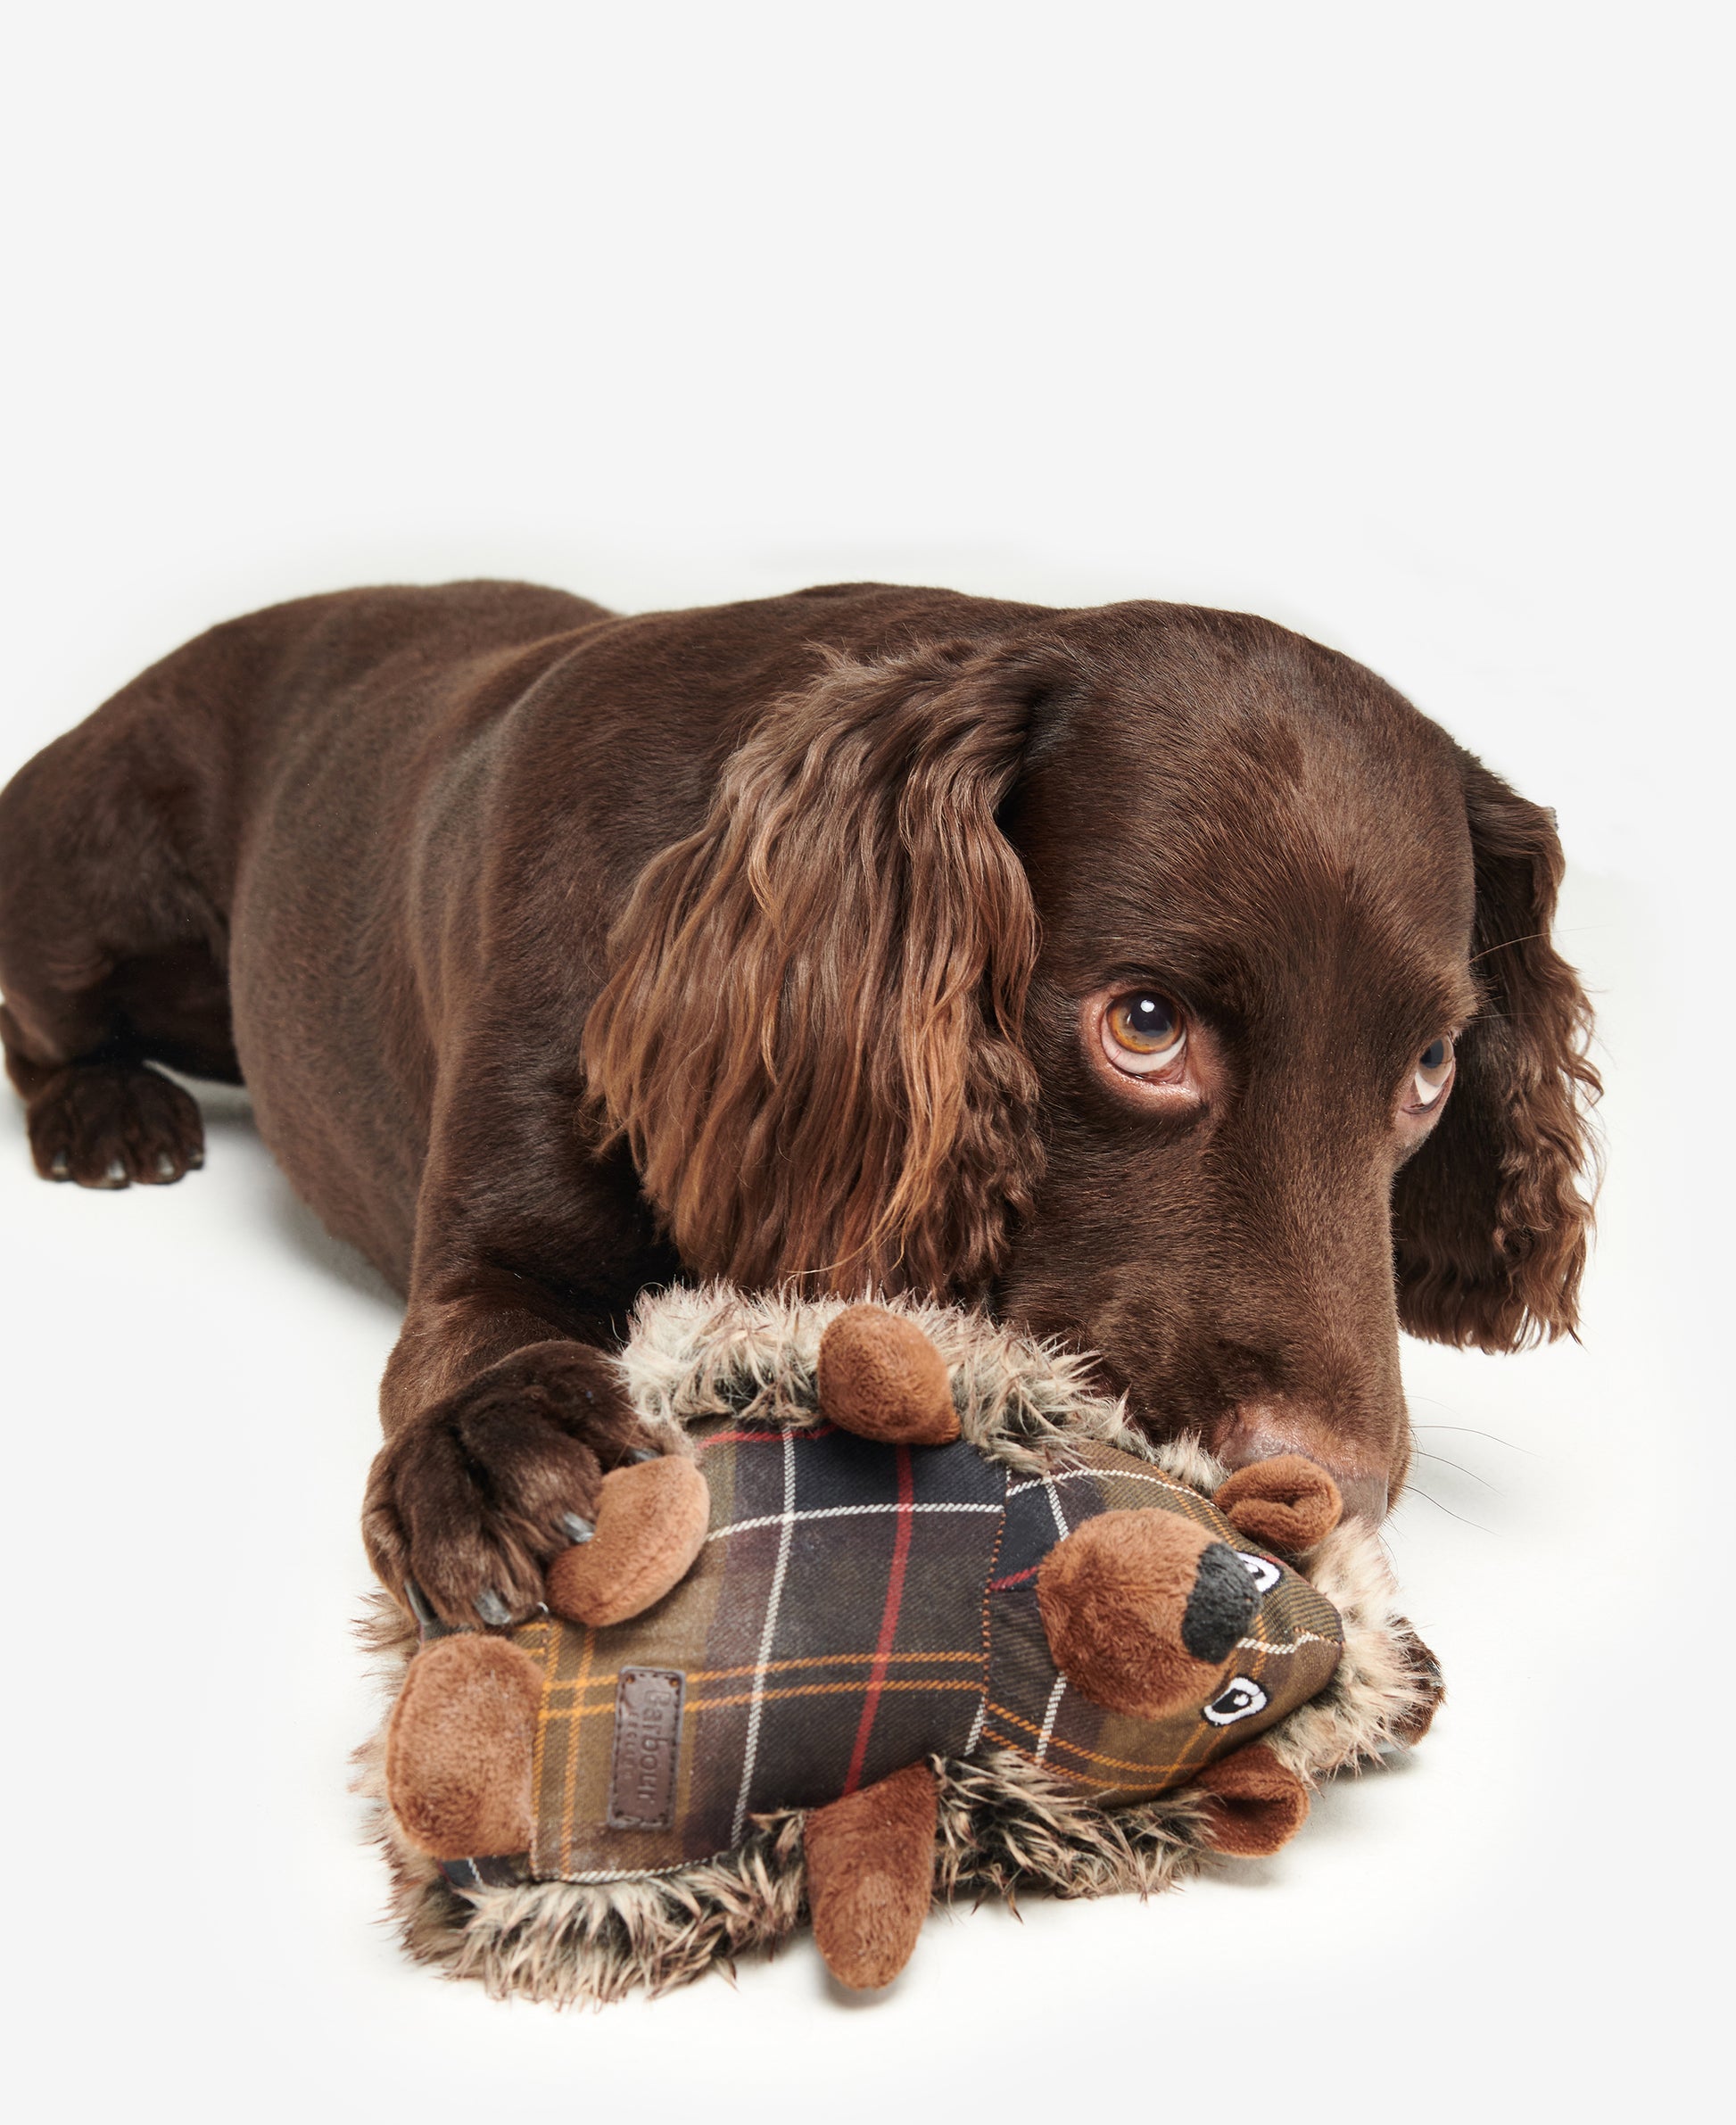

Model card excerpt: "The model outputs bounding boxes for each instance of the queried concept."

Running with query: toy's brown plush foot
[1037,1509,1260,1719]
[384,1634,542,1860]
[545,1454,711,1627]
[1214,1454,1342,1551]
[804,1762,938,1990]
[1193,1742,1310,1856]
[817,1306,959,1446]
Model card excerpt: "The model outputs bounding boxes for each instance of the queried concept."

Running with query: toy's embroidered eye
[1236,1551,1280,1594]
[1203,1675,1269,1726]
[1103,990,1187,1075]
[1409,1034,1455,1112]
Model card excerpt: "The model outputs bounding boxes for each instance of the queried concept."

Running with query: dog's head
[583,603,1598,1518]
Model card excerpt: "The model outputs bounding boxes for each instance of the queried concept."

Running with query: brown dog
[0,580,1597,1623]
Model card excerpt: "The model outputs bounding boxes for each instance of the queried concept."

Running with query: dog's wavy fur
[590,643,1599,1347]
[584,645,1061,1298]
[1393,757,1601,1350]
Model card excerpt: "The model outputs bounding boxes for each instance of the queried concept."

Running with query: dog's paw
[362,1340,675,1629]
[27,1061,204,1187]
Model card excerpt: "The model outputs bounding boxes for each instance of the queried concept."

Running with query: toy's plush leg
[803,1762,938,1990]
[817,1306,960,1446]
[1213,1454,1342,1551]
[384,1634,543,1860]
[545,1454,711,1626]
[1037,1509,1260,1719]
[1193,1743,1310,1856]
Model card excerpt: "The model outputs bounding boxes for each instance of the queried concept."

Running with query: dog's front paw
[27,1060,203,1187]
[361,1340,674,1629]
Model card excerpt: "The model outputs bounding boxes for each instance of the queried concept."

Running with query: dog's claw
[49,1151,70,1179]
[562,1511,595,1544]
[475,1590,514,1627]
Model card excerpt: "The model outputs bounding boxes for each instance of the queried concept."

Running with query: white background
[2,5,1730,2120]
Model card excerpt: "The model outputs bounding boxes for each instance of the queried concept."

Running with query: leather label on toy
[608,1667,685,1830]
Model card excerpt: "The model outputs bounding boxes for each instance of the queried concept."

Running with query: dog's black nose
[1180,1541,1261,1662]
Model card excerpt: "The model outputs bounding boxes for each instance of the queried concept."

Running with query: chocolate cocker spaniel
[0,580,1597,1620]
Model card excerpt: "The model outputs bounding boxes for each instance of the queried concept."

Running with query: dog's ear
[1393,755,1600,1351]
[583,642,1062,1295]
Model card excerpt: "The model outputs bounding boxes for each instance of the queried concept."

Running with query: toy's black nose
[1181,1542,1261,1662]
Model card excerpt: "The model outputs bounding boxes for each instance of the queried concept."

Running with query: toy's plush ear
[1215,1455,1341,1552]
[1037,1509,1259,1719]
[1393,755,1600,1352]
[816,1306,960,1446]
[804,1763,938,1990]
[583,642,1071,1298]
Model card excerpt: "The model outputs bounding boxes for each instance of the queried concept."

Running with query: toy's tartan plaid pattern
[443,1422,1343,1886]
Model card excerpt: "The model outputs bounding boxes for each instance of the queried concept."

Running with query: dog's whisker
[1408,1446,1500,1492]
[1409,1422,1537,1455]
[1400,1485,1492,1534]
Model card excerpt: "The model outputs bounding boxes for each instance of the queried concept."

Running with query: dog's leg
[358,1096,698,1630]
[0,712,237,1188]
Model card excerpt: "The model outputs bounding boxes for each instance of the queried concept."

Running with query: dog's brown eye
[1104,991,1187,1074]
[1410,1035,1455,1110]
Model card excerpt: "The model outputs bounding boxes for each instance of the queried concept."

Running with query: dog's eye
[1103,991,1187,1074]
[1409,1035,1455,1111]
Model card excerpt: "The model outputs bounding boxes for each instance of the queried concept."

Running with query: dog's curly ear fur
[1393,754,1600,1351]
[583,642,1060,1295]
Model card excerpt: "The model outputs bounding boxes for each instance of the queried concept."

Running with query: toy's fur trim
[360,1286,1433,2005]
[616,1283,1146,1473]
[1267,1518,1442,1774]
[359,1591,1221,2006]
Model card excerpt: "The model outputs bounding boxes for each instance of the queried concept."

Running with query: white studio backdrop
[1,6,1729,2121]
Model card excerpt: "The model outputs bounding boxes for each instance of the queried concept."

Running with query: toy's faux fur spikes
[617,1283,1145,1469]
[356,1286,1439,2007]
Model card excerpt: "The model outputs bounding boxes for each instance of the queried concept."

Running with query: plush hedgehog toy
[362,1295,1441,2004]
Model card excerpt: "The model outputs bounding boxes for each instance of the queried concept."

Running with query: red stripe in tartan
[840,1443,914,1795]
[698,1422,840,1451]
[987,1565,1039,1592]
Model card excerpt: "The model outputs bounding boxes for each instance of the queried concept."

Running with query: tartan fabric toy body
[373,1294,1442,2000]
[508,1419,1002,1883]
[420,1418,1342,1888]
[371,1283,1444,1997]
